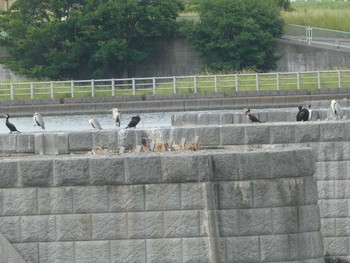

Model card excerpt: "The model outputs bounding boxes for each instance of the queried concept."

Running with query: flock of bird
[2,100,346,133]
[3,107,141,133]
[245,99,344,123]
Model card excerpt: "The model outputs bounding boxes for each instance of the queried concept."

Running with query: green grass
[283,1,350,31]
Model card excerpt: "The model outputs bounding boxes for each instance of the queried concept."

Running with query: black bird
[245,109,262,123]
[126,115,141,129]
[4,114,20,133]
[296,106,310,121]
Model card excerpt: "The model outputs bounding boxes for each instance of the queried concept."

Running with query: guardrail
[0,70,350,100]
[283,24,350,50]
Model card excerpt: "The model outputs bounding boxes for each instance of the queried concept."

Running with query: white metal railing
[0,70,350,100]
[283,24,350,49]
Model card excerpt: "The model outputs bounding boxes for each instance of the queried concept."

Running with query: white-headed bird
[33,113,45,130]
[331,100,343,120]
[111,108,121,127]
[89,117,103,130]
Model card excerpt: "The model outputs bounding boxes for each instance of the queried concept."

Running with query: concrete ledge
[0,148,314,187]
[1,119,350,154]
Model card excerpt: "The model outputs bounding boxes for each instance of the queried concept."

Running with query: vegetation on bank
[283,1,350,31]
[0,0,285,80]
[0,0,349,87]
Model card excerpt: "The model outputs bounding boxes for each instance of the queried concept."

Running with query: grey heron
[33,113,45,130]
[296,106,309,121]
[89,117,103,130]
[126,115,141,129]
[245,109,262,123]
[4,114,20,133]
[111,108,121,127]
[331,100,343,120]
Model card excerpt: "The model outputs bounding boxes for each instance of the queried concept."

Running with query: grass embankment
[283,1,350,31]
[1,71,350,100]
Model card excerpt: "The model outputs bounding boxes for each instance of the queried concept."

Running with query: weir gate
[1,98,350,262]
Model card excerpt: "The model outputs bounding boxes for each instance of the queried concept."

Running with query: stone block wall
[0,148,323,263]
[168,115,350,261]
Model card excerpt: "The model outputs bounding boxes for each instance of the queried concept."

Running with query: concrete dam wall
[0,146,323,263]
[4,98,350,262]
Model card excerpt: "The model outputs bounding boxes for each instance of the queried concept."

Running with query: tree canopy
[0,0,183,79]
[183,0,285,72]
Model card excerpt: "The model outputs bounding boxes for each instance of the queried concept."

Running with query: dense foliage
[0,0,183,79]
[183,0,284,72]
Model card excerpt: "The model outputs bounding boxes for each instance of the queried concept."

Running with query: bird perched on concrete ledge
[126,115,141,129]
[245,108,262,123]
[89,117,103,130]
[296,106,310,122]
[330,99,343,120]
[111,108,121,127]
[4,114,20,133]
[33,112,45,130]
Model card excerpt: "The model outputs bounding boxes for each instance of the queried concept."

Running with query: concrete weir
[7,102,350,262]
[0,146,323,263]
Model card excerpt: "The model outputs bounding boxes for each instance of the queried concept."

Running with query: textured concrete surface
[0,148,323,263]
[1,118,350,154]
[0,90,349,117]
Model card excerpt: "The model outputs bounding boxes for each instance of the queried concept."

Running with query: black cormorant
[4,114,20,133]
[245,109,262,123]
[126,115,141,129]
[296,106,310,121]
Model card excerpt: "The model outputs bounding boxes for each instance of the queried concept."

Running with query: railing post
[297,72,300,90]
[214,75,218,93]
[152,77,156,95]
[276,73,280,90]
[256,73,259,91]
[338,70,342,88]
[50,81,54,99]
[111,79,115,96]
[10,83,14,100]
[71,80,74,98]
[317,71,321,89]
[307,26,312,45]
[91,79,95,97]
[194,76,198,93]
[30,82,34,99]
[132,78,136,95]
[173,77,176,94]
[235,74,239,92]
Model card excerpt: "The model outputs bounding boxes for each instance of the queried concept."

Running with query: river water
[0,111,175,134]
[0,108,302,134]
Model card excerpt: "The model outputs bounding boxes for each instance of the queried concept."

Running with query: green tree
[0,0,183,79]
[185,0,284,72]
